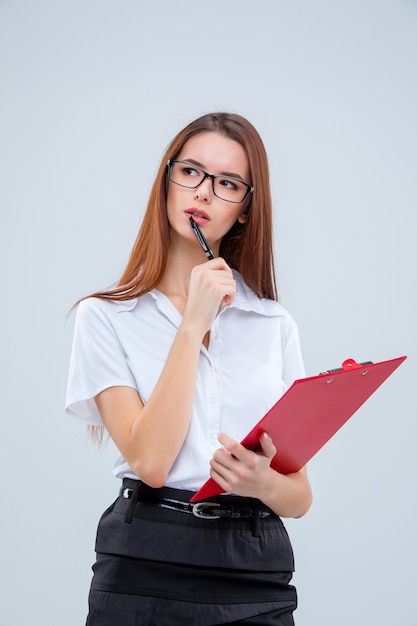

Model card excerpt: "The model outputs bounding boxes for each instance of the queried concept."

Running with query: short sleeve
[280,313,306,386]
[65,298,138,425]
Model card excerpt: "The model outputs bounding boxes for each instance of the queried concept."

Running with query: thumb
[260,432,276,460]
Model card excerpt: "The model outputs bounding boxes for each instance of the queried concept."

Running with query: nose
[193,175,213,202]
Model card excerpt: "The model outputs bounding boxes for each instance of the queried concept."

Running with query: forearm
[129,322,203,485]
[258,467,313,519]
[96,321,204,488]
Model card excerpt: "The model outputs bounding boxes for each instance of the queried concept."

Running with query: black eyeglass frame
[167,159,254,204]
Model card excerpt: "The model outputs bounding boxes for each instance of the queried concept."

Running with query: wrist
[177,320,206,343]
[257,467,283,508]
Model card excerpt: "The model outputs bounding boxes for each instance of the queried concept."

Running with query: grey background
[1,1,416,624]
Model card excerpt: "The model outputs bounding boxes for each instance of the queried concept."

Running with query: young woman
[66,112,313,625]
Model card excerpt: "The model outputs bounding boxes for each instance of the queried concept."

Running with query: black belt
[120,485,271,520]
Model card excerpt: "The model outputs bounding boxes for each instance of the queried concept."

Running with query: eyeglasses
[167,159,254,204]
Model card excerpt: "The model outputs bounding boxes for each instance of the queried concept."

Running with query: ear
[237,211,248,224]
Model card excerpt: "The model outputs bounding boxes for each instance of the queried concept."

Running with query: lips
[184,209,210,223]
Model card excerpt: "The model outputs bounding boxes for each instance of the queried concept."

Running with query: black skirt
[86,480,297,626]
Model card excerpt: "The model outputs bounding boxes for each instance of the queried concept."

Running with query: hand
[183,258,236,336]
[209,432,277,500]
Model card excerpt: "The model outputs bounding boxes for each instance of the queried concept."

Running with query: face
[166,132,251,256]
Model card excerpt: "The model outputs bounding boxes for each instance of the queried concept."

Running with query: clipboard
[190,355,407,502]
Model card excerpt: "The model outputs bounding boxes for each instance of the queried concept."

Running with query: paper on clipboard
[190,356,407,502]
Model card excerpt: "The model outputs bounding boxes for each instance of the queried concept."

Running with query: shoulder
[232,271,296,323]
[74,297,143,338]
[76,296,139,319]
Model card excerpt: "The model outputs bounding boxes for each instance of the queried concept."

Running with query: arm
[94,258,236,488]
[209,432,313,518]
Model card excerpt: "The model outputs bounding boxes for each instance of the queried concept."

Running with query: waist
[121,478,273,520]
[95,479,295,571]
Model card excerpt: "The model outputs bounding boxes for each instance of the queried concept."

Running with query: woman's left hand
[209,432,276,500]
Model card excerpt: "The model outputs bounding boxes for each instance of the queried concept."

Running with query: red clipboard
[190,355,407,502]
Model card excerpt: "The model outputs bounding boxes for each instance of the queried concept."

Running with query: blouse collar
[113,270,284,318]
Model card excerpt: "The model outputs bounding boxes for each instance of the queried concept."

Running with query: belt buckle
[192,502,221,519]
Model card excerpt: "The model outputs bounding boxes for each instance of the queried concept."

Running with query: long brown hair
[88,112,277,302]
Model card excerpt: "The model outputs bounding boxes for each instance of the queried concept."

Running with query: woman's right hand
[183,257,236,337]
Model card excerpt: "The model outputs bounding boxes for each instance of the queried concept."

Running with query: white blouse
[65,271,305,490]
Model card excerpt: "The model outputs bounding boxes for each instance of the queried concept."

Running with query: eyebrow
[182,158,245,182]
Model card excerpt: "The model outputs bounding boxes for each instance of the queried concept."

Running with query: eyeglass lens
[170,161,249,203]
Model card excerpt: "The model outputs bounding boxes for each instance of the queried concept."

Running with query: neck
[157,238,209,300]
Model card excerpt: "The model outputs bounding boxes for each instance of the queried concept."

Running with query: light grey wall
[1,1,416,624]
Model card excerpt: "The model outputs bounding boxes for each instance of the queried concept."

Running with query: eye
[182,166,200,177]
[219,178,239,191]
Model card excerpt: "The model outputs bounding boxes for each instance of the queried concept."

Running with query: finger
[209,466,233,492]
[209,456,236,481]
[210,455,246,492]
[259,432,276,460]
[192,269,236,303]
[217,432,252,464]
[205,256,232,271]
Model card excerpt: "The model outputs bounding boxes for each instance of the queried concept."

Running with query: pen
[188,216,215,260]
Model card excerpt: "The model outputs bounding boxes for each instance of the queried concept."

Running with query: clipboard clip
[320,359,373,375]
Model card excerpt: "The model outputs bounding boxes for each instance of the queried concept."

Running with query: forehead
[177,132,249,177]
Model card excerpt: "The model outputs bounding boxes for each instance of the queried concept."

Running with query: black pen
[188,216,215,260]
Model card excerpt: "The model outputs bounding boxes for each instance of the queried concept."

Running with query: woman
[66,112,313,625]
